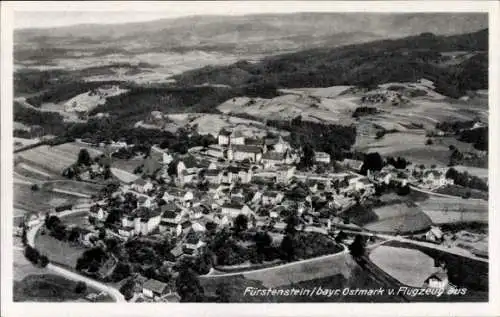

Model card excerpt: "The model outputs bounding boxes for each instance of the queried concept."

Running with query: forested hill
[173,29,488,98]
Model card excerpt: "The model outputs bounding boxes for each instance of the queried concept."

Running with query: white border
[1,1,499,317]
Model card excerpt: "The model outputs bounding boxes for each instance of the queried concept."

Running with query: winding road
[25,206,126,302]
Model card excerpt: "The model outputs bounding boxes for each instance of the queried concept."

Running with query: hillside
[174,29,488,99]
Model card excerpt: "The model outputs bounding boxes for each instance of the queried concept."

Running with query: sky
[12,2,355,29]
[10,1,490,29]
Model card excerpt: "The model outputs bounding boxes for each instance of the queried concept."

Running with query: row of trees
[445,168,488,191]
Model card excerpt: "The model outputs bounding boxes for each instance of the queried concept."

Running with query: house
[261,151,287,169]
[176,155,199,177]
[218,129,231,146]
[142,279,170,299]
[340,159,364,172]
[204,169,222,184]
[206,144,225,159]
[89,205,108,222]
[276,165,296,184]
[261,191,284,206]
[221,201,254,219]
[162,152,174,165]
[183,231,206,256]
[314,152,331,164]
[118,226,135,238]
[265,135,290,153]
[372,171,392,185]
[230,130,245,145]
[423,271,449,290]
[137,196,155,209]
[163,188,188,202]
[350,177,374,192]
[132,178,154,193]
[228,145,262,163]
[133,207,162,236]
[423,170,453,187]
[425,226,444,243]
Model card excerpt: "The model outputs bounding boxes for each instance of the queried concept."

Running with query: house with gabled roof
[142,279,171,299]
[265,135,290,153]
[132,178,154,193]
[262,191,284,206]
[204,168,223,184]
[218,129,232,146]
[228,145,262,163]
[221,201,254,219]
[230,130,245,145]
[261,151,287,169]
[183,231,206,256]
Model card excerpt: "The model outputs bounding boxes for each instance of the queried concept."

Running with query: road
[340,229,488,263]
[25,205,126,302]
[409,185,486,202]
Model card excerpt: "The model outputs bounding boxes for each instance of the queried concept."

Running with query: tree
[77,149,92,166]
[254,231,272,262]
[280,234,296,262]
[38,254,49,267]
[349,235,366,258]
[360,152,384,175]
[31,184,40,191]
[301,143,315,168]
[426,138,433,145]
[99,228,106,240]
[175,267,204,302]
[74,281,87,294]
[233,214,248,234]
[284,213,299,235]
[335,231,347,244]
[119,279,135,300]
[103,165,111,179]
[215,282,231,303]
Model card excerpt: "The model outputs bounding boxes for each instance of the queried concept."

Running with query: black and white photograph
[1,1,498,316]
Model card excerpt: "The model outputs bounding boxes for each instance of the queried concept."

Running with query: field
[434,185,488,200]
[452,165,489,180]
[202,254,407,302]
[35,230,86,269]
[43,180,103,197]
[16,142,103,174]
[110,167,139,184]
[384,240,488,293]
[14,184,85,215]
[13,274,113,302]
[13,247,48,281]
[416,196,488,224]
[368,246,435,287]
[343,199,432,234]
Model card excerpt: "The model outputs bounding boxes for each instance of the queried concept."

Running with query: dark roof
[263,191,278,198]
[262,151,286,161]
[231,130,244,138]
[222,202,245,209]
[231,145,261,154]
[245,138,263,146]
[162,208,177,219]
[143,279,168,294]
[219,129,232,136]
[160,221,177,227]
[180,155,199,169]
[205,169,221,176]
[134,178,147,186]
[185,231,201,244]
[227,165,244,173]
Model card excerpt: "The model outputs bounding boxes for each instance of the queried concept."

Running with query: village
[15,121,489,303]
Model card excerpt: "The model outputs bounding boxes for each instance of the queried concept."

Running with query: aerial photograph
[11,6,489,304]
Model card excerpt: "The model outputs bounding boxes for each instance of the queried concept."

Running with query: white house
[163,152,174,165]
[230,130,245,145]
[183,232,207,256]
[423,170,453,187]
[218,129,231,146]
[228,145,262,163]
[261,191,284,206]
[221,202,254,219]
[424,271,449,290]
[314,151,331,164]
[132,178,154,193]
[276,165,296,184]
[89,205,108,222]
[139,213,162,235]
[261,151,287,169]
[426,226,444,242]
[265,136,290,153]
[340,159,364,172]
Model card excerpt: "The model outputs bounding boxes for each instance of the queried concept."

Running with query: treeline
[267,115,357,160]
[173,30,488,99]
[445,168,488,191]
[458,127,488,151]
[26,80,124,107]
[13,103,67,135]
[436,120,475,133]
